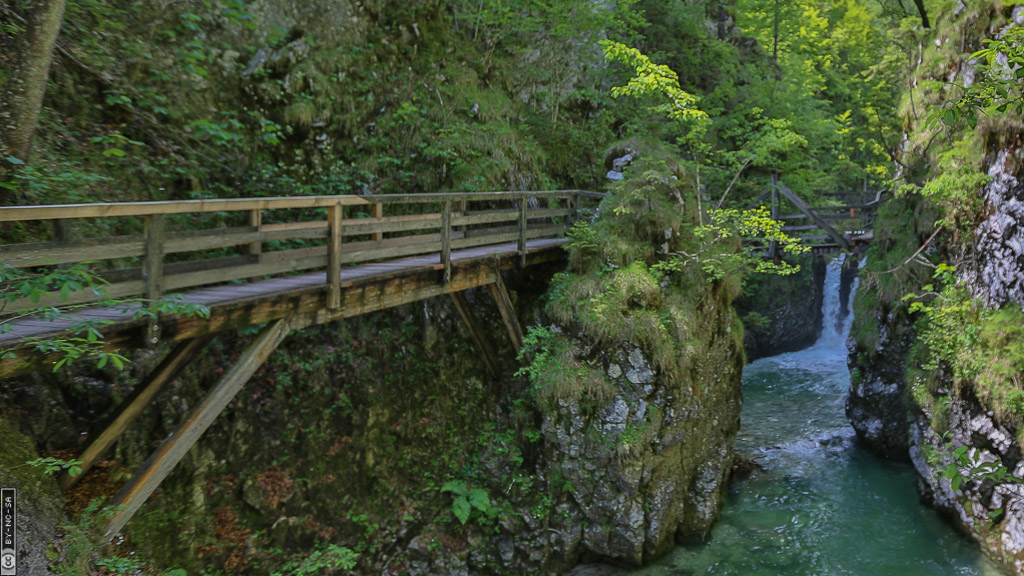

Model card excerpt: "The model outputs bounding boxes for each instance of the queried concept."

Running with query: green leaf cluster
[25,457,83,478]
[440,479,494,525]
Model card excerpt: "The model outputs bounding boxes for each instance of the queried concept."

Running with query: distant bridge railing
[0,190,602,329]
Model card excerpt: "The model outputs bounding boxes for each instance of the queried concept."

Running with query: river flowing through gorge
[623,255,1002,575]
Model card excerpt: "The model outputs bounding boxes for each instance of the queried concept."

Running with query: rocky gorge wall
[846,3,1024,572]
[528,154,745,567]
[735,255,825,361]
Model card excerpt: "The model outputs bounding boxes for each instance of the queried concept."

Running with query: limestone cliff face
[931,134,1024,575]
[847,4,1024,570]
[540,311,742,564]
[910,396,1024,574]
[850,145,1024,575]
[964,143,1024,308]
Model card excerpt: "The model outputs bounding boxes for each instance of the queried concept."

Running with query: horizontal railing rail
[0,190,603,344]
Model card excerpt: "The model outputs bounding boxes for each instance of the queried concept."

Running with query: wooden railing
[0,190,602,339]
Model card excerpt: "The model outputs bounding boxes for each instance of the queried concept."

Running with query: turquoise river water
[626,256,1003,576]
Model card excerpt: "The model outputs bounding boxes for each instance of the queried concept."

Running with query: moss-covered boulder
[525,151,744,565]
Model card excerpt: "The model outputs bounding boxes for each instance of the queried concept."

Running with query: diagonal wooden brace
[772,176,852,251]
[60,336,212,491]
[102,318,292,541]
[449,291,499,377]
[488,270,523,351]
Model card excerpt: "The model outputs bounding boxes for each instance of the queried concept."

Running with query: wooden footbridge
[760,175,880,256]
[0,190,601,540]
[0,179,876,541]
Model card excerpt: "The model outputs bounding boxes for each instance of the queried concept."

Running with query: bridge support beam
[60,336,212,490]
[772,176,852,252]
[102,317,292,542]
[488,271,523,351]
[449,291,499,377]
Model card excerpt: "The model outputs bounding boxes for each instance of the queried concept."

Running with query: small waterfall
[814,254,860,350]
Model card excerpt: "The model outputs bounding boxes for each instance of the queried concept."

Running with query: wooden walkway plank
[0,239,567,368]
[102,318,292,541]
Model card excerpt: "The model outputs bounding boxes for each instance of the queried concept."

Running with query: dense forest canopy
[0,0,931,213]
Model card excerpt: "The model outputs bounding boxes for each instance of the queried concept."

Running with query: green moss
[904,342,950,434]
[850,287,880,353]
[0,417,62,508]
[545,148,712,379]
[972,305,1024,442]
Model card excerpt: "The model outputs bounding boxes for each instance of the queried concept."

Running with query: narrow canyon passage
[627,257,1001,575]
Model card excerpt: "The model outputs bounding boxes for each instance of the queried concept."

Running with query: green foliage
[51,499,118,576]
[0,263,109,306]
[970,305,1024,434]
[25,457,82,478]
[903,264,985,376]
[0,163,111,203]
[95,556,144,574]
[896,135,989,231]
[903,266,1024,442]
[731,0,901,189]
[941,445,1021,491]
[936,21,1024,129]
[440,480,494,526]
[517,324,615,409]
[653,207,809,282]
[0,263,209,371]
[601,41,707,125]
[269,543,358,575]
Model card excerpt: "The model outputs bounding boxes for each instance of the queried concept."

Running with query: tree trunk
[0,0,67,172]
[773,0,780,63]
[912,0,930,28]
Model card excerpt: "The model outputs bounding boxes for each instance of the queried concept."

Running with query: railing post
[327,203,343,309]
[518,194,527,267]
[441,200,452,283]
[768,181,778,260]
[53,218,72,270]
[458,199,468,238]
[53,218,71,244]
[372,202,384,243]
[144,214,165,347]
[247,209,262,262]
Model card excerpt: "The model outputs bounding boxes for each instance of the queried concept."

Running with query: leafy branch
[931,22,1024,130]
[0,262,210,370]
[11,456,84,478]
[653,207,809,281]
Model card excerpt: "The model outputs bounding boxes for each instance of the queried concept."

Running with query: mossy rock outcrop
[528,151,744,565]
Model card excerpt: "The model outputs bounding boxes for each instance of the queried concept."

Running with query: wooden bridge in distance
[0,189,601,541]
[760,175,880,256]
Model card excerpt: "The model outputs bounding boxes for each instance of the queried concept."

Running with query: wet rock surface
[735,256,826,361]
[911,396,1024,574]
[845,306,912,460]
[541,327,742,566]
